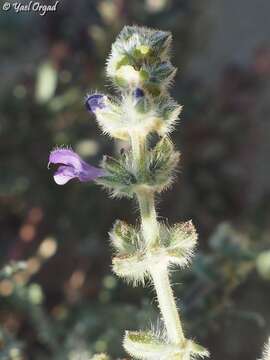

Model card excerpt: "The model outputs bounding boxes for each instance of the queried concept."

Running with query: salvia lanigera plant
[48,24,210,360]
[48,25,269,360]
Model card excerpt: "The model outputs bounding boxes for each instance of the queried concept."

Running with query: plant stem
[150,264,185,345]
[137,191,159,247]
[130,131,185,345]
[130,130,146,168]
[130,131,159,246]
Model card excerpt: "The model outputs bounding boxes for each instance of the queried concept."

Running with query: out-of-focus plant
[0,327,24,360]
[49,25,209,360]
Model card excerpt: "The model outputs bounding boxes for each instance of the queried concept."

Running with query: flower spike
[49,25,210,360]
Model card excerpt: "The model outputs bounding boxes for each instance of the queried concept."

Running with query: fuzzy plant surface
[48,25,209,360]
[259,338,270,360]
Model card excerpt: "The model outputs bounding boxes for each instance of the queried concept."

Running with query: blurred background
[1,0,270,359]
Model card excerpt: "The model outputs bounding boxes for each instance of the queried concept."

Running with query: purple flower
[85,94,106,113]
[134,88,144,99]
[48,148,105,185]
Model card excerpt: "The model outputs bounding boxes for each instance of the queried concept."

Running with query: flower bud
[134,88,144,99]
[115,65,143,87]
[132,45,152,59]
[85,93,106,113]
[106,26,174,93]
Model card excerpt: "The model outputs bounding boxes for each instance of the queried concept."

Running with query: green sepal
[146,137,180,191]
[124,331,209,360]
[97,154,136,198]
[110,220,139,255]
[98,138,179,196]
[117,25,137,42]
[135,96,151,114]
[160,221,197,268]
[93,96,126,139]
[124,330,179,359]
[150,30,172,58]
[112,252,149,286]
[115,54,130,70]
[143,62,176,94]
[133,45,153,59]
[155,96,182,135]
[188,340,210,358]
[149,62,176,82]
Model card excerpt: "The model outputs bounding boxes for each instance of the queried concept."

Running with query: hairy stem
[137,191,159,247]
[130,130,146,169]
[150,264,185,345]
[130,131,185,345]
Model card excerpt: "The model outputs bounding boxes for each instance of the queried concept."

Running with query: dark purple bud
[85,94,105,113]
[134,88,144,99]
[48,148,105,185]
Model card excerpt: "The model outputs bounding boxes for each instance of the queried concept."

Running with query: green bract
[111,221,197,287]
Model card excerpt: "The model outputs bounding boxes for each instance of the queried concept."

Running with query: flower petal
[49,148,105,185]
[85,94,106,113]
[49,149,82,170]
[53,165,77,185]
[78,161,105,182]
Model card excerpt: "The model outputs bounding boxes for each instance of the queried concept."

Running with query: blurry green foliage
[1,0,270,359]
